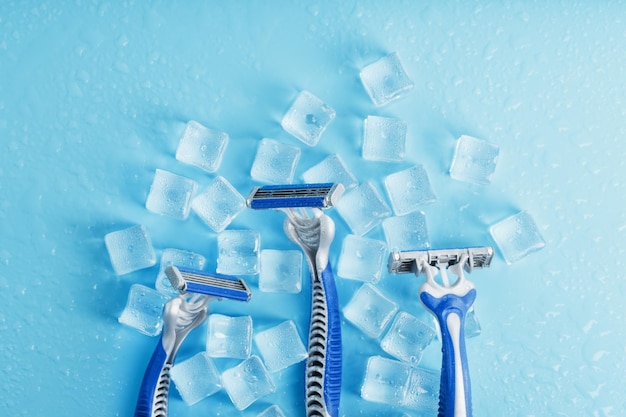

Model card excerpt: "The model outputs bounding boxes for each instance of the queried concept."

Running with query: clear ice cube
[216,229,260,275]
[221,355,276,410]
[253,320,308,373]
[170,351,222,406]
[449,135,500,185]
[145,169,197,220]
[118,284,169,336]
[336,182,391,236]
[384,165,436,216]
[380,311,436,364]
[155,248,206,297]
[360,355,410,407]
[489,210,545,264]
[359,52,414,107]
[175,120,228,173]
[361,356,439,412]
[337,234,387,284]
[206,313,252,359]
[301,153,358,190]
[343,283,398,338]
[259,249,303,293]
[104,224,157,275]
[250,138,301,184]
[403,367,440,412]
[191,176,246,233]
[257,405,286,417]
[382,211,430,252]
[281,90,336,146]
[362,115,407,162]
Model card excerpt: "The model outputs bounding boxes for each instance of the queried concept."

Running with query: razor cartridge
[388,246,494,277]
[165,265,251,302]
[246,182,345,210]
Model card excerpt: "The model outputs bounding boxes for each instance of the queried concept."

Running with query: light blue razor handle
[134,336,172,417]
[419,287,476,417]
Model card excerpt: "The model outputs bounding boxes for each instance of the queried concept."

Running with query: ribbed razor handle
[134,336,172,417]
[420,289,476,417]
[306,263,341,417]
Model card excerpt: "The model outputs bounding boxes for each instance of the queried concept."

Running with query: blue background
[1,1,625,416]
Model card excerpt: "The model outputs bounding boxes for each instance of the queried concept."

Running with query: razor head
[388,246,494,276]
[246,182,345,210]
[165,266,252,302]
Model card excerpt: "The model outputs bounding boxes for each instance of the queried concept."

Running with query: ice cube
[118,284,169,336]
[361,356,439,412]
[216,229,260,275]
[335,182,391,236]
[360,355,410,406]
[362,115,407,162]
[250,138,301,184]
[382,211,430,252]
[155,248,206,296]
[449,135,500,185]
[380,311,436,364]
[403,367,440,412]
[465,308,481,338]
[343,283,398,338]
[221,355,276,410]
[489,210,545,264]
[301,153,358,190]
[359,52,414,107]
[145,169,197,220]
[257,405,286,417]
[259,249,303,293]
[281,90,336,146]
[175,120,228,173]
[104,224,157,275]
[191,176,246,233]
[170,351,222,406]
[253,320,308,373]
[206,314,252,359]
[384,165,436,216]
[337,234,387,284]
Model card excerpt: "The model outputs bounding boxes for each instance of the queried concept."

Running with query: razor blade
[164,265,252,302]
[388,246,494,276]
[246,182,345,210]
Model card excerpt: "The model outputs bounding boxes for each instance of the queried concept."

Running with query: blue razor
[247,182,345,417]
[134,266,251,417]
[388,247,493,417]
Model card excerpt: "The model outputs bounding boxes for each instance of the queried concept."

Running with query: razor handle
[419,287,476,417]
[134,336,172,417]
[306,263,342,417]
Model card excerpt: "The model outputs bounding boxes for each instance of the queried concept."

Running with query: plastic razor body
[388,247,493,417]
[247,183,344,417]
[134,266,251,417]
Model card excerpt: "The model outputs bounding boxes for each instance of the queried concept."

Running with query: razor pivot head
[246,182,345,210]
[388,246,494,276]
[165,266,252,302]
